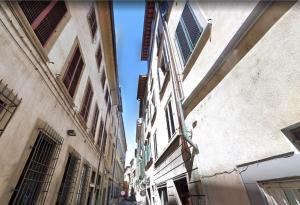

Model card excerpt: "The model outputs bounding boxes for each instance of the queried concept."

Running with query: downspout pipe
[158,5,199,154]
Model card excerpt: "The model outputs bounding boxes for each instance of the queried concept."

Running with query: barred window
[9,128,63,205]
[91,105,99,138]
[19,1,67,47]
[176,3,203,64]
[87,5,97,39]
[96,44,102,68]
[56,153,81,205]
[80,81,93,122]
[63,46,84,98]
[0,80,21,136]
[76,164,91,205]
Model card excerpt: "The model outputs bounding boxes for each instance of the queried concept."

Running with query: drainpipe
[158,5,199,154]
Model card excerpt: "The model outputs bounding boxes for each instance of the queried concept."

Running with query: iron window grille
[175,2,203,65]
[91,105,99,138]
[9,126,63,205]
[76,164,91,205]
[80,81,94,123]
[0,80,21,136]
[63,46,84,98]
[87,5,97,39]
[56,153,81,205]
[165,98,175,140]
[19,1,67,47]
[96,44,103,68]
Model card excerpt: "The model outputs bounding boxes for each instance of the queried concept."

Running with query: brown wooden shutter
[80,81,93,122]
[96,44,102,68]
[63,46,84,98]
[91,105,99,137]
[87,6,97,39]
[19,1,67,46]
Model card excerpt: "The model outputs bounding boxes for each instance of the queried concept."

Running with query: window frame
[9,127,63,205]
[175,2,209,71]
[80,80,94,123]
[90,104,99,138]
[11,1,71,61]
[0,80,22,137]
[282,122,300,151]
[87,4,98,40]
[164,97,176,140]
[62,43,85,99]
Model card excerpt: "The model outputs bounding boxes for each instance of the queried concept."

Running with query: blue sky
[113,2,147,166]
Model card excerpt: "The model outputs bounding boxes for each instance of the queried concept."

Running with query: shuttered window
[63,46,84,98]
[165,99,175,140]
[80,81,93,122]
[19,1,67,47]
[87,5,97,39]
[96,44,102,68]
[91,105,99,137]
[9,129,63,205]
[176,3,203,64]
[101,129,107,154]
[97,119,104,149]
[101,70,106,88]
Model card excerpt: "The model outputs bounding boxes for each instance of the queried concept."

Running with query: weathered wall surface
[0,2,120,204]
[182,2,300,205]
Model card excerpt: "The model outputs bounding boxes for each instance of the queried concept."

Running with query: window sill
[182,22,212,80]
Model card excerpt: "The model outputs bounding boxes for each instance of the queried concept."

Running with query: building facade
[0,1,126,205]
[136,1,300,205]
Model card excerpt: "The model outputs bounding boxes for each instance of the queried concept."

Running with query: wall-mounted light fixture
[67,129,76,136]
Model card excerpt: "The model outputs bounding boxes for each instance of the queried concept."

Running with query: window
[19,1,67,47]
[96,44,102,68]
[260,180,300,205]
[97,119,104,149]
[282,123,300,151]
[56,153,81,205]
[176,3,203,64]
[153,132,158,159]
[174,178,191,205]
[91,105,99,137]
[101,130,107,154]
[87,5,97,39]
[63,46,84,98]
[165,99,175,139]
[158,187,168,205]
[9,129,63,205]
[80,81,93,122]
[101,70,106,88]
[76,164,91,205]
[0,80,21,137]
[105,88,110,104]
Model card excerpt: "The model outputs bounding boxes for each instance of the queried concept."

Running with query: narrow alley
[0,1,300,205]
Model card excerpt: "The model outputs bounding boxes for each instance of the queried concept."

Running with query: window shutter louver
[176,2,203,65]
[80,82,93,122]
[19,1,67,46]
[176,20,192,64]
[182,4,203,47]
[63,47,84,98]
